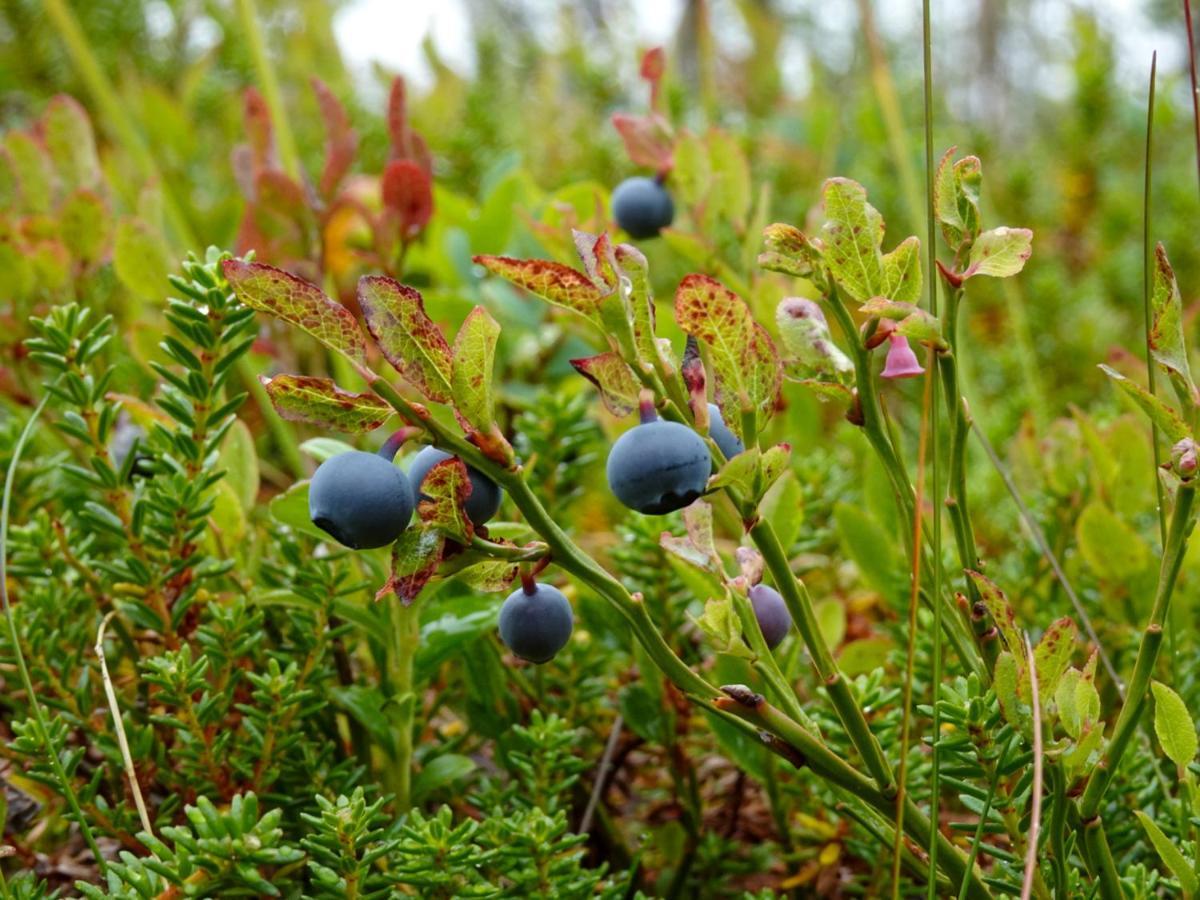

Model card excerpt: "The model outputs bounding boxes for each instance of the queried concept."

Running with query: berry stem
[637,391,657,424]
[519,566,537,595]
[377,428,416,462]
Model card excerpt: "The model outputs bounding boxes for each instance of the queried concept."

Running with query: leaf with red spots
[674,274,781,440]
[416,457,474,544]
[457,558,519,592]
[452,306,512,464]
[313,78,357,201]
[571,352,641,417]
[377,525,446,605]
[473,255,603,324]
[382,159,433,237]
[357,275,453,401]
[1148,243,1198,406]
[758,222,823,279]
[223,259,369,364]
[933,148,982,252]
[1032,616,1076,699]
[260,374,391,433]
[819,178,888,303]
[573,229,618,292]
[965,570,1022,655]
[962,226,1032,279]
[611,113,674,171]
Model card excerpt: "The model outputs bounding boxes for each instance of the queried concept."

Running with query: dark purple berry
[606,413,711,515]
[707,403,745,459]
[749,584,792,650]
[407,446,503,527]
[498,582,574,664]
[309,450,414,549]
[612,176,674,239]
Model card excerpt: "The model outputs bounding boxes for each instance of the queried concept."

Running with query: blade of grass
[1021,633,1044,900]
[1143,52,1167,547]
[235,0,302,180]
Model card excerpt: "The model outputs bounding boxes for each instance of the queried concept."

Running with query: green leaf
[219,419,259,513]
[815,599,846,649]
[473,255,602,325]
[412,754,477,803]
[758,444,791,498]
[451,306,510,465]
[708,447,760,494]
[454,558,519,592]
[1033,617,1076,700]
[299,437,357,462]
[357,276,453,401]
[261,374,392,433]
[416,457,474,543]
[59,190,108,268]
[775,297,853,380]
[660,501,723,574]
[1100,364,1191,444]
[614,243,661,365]
[114,218,170,298]
[819,178,885,303]
[267,480,328,540]
[994,650,1031,735]
[1076,501,1149,580]
[965,570,1021,654]
[834,502,903,601]
[42,95,100,191]
[1149,243,1199,406]
[1055,667,1100,740]
[962,227,1033,279]
[858,298,943,346]
[379,525,446,604]
[707,129,751,229]
[692,593,752,657]
[933,149,981,251]
[224,260,368,364]
[674,274,781,440]
[4,130,52,213]
[1134,811,1200,894]
[880,236,922,304]
[570,352,641,417]
[1152,681,1198,769]
[758,222,822,278]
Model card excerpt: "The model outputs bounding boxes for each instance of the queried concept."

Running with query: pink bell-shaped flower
[880,334,924,380]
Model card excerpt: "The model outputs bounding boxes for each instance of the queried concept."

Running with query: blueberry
[407,445,503,527]
[309,450,414,549]
[749,584,792,650]
[707,403,745,459]
[606,412,712,515]
[612,176,675,239]
[498,581,574,663]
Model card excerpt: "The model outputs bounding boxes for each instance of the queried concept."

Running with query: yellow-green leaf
[1134,811,1200,894]
[261,374,391,433]
[1100,364,1191,445]
[357,275,452,400]
[1076,501,1149,580]
[570,352,640,417]
[1152,681,1198,769]
[962,227,1033,279]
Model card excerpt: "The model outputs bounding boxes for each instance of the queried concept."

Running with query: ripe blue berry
[612,176,674,239]
[607,410,711,515]
[749,584,792,650]
[407,446,503,527]
[707,403,745,459]
[309,450,414,549]
[498,582,574,663]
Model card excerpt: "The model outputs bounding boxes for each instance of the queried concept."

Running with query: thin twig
[579,714,624,835]
[95,612,154,838]
[1185,0,1200,201]
[1143,52,1167,546]
[970,422,1122,693]
[1021,634,1043,900]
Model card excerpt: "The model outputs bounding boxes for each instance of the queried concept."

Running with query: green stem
[1049,763,1069,899]
[384,598,419,811]
[1083,817,1124,900]
[1080,481,1195,819]
[717,690,992,900]
[749,519,896,796]
[235,0,302,180]
[1,396,107,874]
[958,736,1013,900]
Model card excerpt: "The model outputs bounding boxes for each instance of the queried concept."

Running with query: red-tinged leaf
[452,306,513,464]
[611,113,674,171]
[357,275,453,401]
[571,353,641,417]
[1149,243,1198,404]
[59,189,108,269]
[641,46,666,83]
[416,457,474,543]
[243,88,274,171]
[674,274,782,440]
[381,159,433,237]
[377,525,446,605]
[223,259,368,364]
[572,229,618,292]
[261,374,392,433]
[473,255,603,323]
[256,169,309,221]
[312,78,358,200]
[758,222,823,279]
[231,144,256,199]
